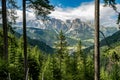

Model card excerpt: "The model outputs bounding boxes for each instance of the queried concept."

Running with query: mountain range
[13,18,118,49]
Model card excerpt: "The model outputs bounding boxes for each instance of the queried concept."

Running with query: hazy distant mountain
[13,18,118,48]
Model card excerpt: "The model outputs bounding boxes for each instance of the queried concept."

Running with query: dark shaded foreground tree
[0,0,18,79]
[22,0,28,80]
[2,0,8,61]
[94,0,100,80]
[1,1,9,79]
[22,0,54,79]
[1,0,18,60]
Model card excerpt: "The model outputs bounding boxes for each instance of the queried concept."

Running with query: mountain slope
[100,30,120,47]
[85,30,120,52]
[13,18,118,48]
[0,25,54,53]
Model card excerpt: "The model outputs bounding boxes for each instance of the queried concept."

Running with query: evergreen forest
[0,0,120,80]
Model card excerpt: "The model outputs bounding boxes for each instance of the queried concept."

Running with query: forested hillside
[0,26,120,80]
[0,0,120,80]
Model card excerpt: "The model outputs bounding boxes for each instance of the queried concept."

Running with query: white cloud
[16,10,22,22]
[49,2,94,21]
[100,4,119,27]
[16,9,36,22]
[15,2,120,27]
[49,2,120,27]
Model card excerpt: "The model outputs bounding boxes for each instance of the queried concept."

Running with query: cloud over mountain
[49,2,94,21]
[16,2,120,27]
[49,2,120,26]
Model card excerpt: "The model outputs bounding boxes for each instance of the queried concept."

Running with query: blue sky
[50,0,93,8]
[49,0,120,8]
[16,0,120,8]
[16,0,93,8]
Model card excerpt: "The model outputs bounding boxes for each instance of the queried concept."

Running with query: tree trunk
[94,0,100,80]
[2,0,8,61]
[23,0,28,80]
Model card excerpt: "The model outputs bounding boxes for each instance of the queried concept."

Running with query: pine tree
[55,30,68,80]
[22,0,54,79]
[0,29,4,58]
[52,54,61,80]
[8,35,18,64]
[73,40,87,80]
[94,0,100,80]
[2,0,8,61]
[22,0,28,79]
[75,40,83,80]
